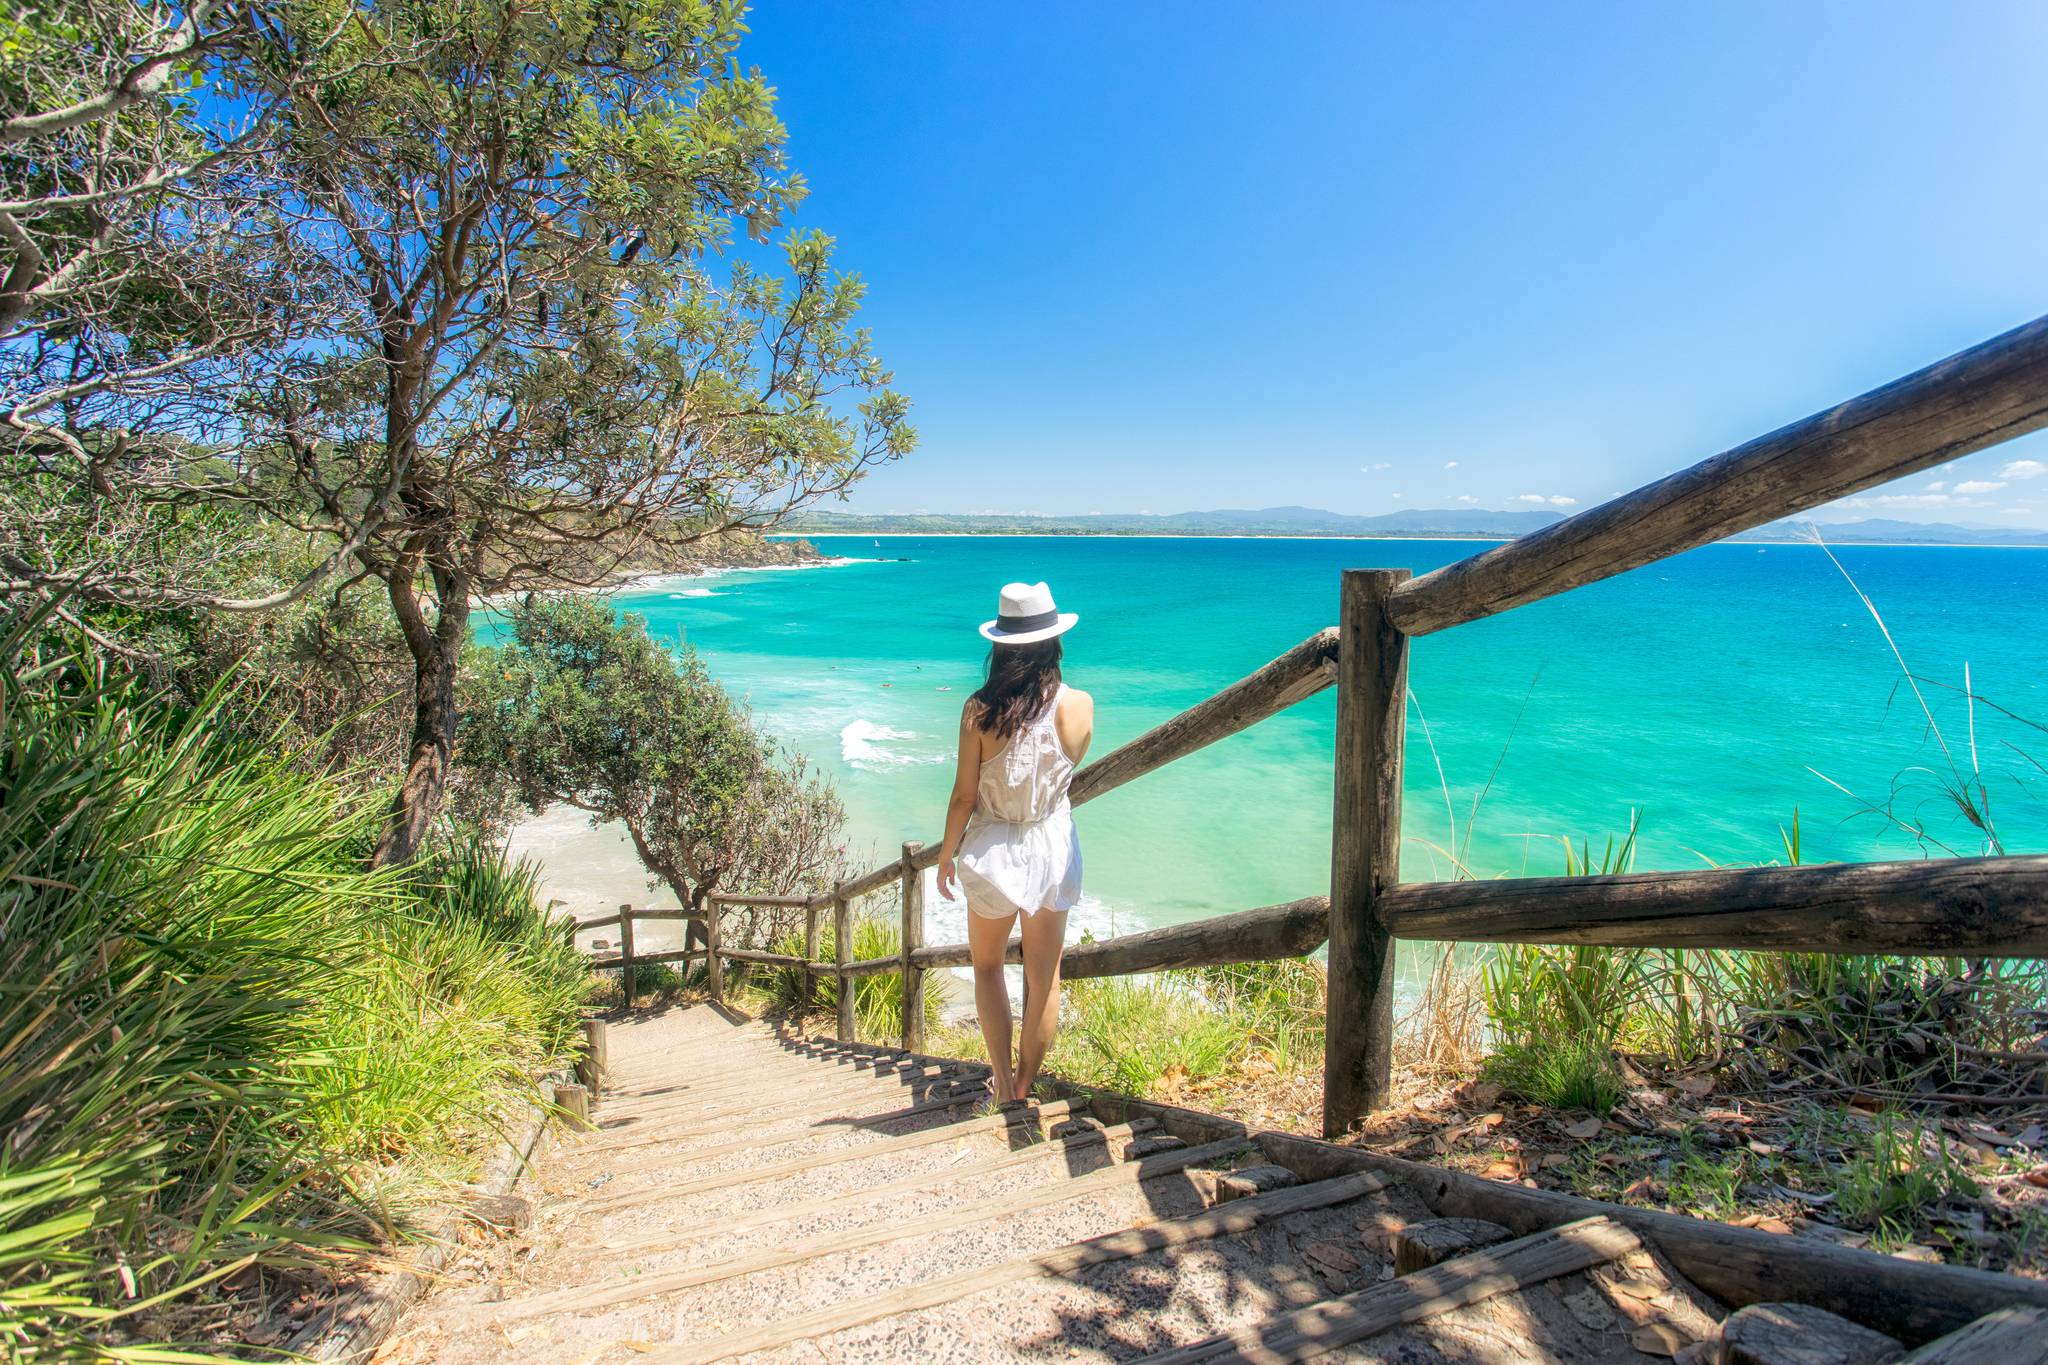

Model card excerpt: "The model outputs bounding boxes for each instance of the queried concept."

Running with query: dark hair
[970,637,1063,738]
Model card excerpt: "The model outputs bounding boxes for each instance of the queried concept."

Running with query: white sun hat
[979,581,1078,644]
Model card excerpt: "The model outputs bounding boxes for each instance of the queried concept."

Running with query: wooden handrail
[1386,312,2048,636]
[911,897,1328,978]
[1378,856,2048,955]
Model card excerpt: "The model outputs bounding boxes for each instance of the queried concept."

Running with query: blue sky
[739,3,2048,527]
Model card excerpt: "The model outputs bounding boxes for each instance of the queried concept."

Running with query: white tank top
[973,683,1074,825]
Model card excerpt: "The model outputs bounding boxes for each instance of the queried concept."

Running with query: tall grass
[2,627,583,1358]
[752,914,942,1043]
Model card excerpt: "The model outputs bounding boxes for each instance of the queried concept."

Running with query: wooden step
[567,1081,1003,1156]
[1138,1214,1642,1363]
[1902,1305,2048,1363]
[591,1064,976,1126]
[602,1060,971,1113]
[497,1136,1252,1321]
[564,1118,1160,1258]
[641,1170,1393,1364]
[577,1099,1085,1212]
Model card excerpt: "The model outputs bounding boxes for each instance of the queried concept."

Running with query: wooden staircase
[372,1006,2038,1365]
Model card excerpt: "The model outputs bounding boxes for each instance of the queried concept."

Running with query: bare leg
[1014,907,1069,1101]
[967,907,1018,1102]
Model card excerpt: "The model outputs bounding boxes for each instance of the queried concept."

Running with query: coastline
[474,551,866,609]
[779,530,2048,549]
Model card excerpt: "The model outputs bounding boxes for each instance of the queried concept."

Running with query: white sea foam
[669,587,722,598]
[839,719,944,771]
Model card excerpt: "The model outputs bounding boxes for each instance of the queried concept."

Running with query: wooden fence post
[834,891,854,1041]
[804,898,823,1010]
[704,902,725,1006]
[553,1081,591,1129]
[619,902,638,1009]
[1324,568,1410,1138]
[899,841,926,1052]
[576,1018,607,1104]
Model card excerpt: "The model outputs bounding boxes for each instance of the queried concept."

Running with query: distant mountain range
[784,505,2048,547]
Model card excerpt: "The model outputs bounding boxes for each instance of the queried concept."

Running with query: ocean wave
[839,719,945,771]
[669,587,721,598]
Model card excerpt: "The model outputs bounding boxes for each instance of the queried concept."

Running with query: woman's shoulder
[1057,684,1094,714]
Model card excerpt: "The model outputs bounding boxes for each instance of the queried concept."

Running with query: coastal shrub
[462,596,848,939]
[0,630,580,1358]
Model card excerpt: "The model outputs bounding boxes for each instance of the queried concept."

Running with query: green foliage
[462,594,846,929]
[1833,1113,1981,1238]
[930,958,1321,1101]
[1483,1038,1625,1114]
[755,915,940,1043]
[1058,976,1243,1095]
[1189,958,1327,1074]
[0,627,580,1359]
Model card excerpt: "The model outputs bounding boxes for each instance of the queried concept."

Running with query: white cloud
[1444,460,1459,469]
[1359,461,1393,473]
[1926,481,1947,492]
[2002,459,2046,481]
[1955,480,2007,494]
[1514,493,1547,503]
[1999,506,2036,516]
[1456,494,1478,504]
[1391,492,1404,499]
[1548,496,1577,507]
[1515,493,1576,506]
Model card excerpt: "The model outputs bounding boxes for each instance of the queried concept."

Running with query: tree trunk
[372,573,471,867]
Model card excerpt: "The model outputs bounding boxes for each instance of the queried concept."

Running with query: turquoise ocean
[520,535,2048,953]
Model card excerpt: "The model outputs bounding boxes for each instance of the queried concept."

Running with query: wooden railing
[586,311,2048,1138]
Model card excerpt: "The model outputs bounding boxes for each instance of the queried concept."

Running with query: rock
[459,1192,532,1235]
[1122,1134,1186,1160]
[1392,1217,1512,1274]
[1215,1164,1302,1204]
[1717,1303,1903,1365]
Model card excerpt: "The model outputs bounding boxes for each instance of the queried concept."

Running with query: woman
[937,581,1093,1104]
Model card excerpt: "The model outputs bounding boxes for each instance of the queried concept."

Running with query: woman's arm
[1055,687,1094,765]
[936,703,983,901]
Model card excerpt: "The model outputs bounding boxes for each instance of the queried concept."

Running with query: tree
[249,0,910,864]
[461,594,847,943]
[3,0,913,863]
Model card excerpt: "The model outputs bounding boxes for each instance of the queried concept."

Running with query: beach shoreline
[779,530,2048,549]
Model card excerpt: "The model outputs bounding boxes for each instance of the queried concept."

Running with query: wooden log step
[570,1089,1068,1161]
[1716,1303,1903,1365]
[603,1049,956,1099]
[1901,1305,2048,1363]
[569,1118,1161,1257]
[498,1136,1253,1321]
[602,1043,964,1090]
[1392,1217,1511,1273]
[583,1096,1083,1181]
[639,1169,1394,1364]
[596,1062,974,1121]
[1138,1214,1642,1363]
[579,1099,1086,1210]
[1254,1128,2048,1343]
[576,1076,985,1147]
